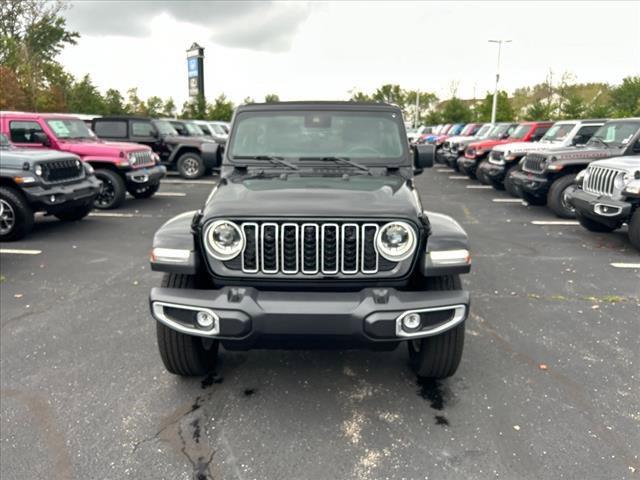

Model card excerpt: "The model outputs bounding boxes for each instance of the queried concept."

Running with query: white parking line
[161,179,217,185]
[449,175,470,180]
[0,248,42,255]
[610,263,640,269]
[492,198,525,203]
[466,185,492,189]
[436,168,454,173]
[154,192,187,197]
[89,212,151,218]
[531,220,580,226]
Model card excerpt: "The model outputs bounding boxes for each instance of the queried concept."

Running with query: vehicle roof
[236,101,402,113]
[0,111,82,120]
[94,116,154,121]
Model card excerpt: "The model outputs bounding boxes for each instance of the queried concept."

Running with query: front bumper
[458,155,480,173]
[21,175,102,211]
[509,169,550,198]
[125,165,166,186]
[149,286,470,347]
[478,161,508,182]
[569,189,633,227]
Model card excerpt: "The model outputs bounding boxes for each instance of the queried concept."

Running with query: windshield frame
[226,108,410,167]
[45,118,95,140]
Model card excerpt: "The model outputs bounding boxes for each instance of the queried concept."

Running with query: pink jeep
[0,112,166,209]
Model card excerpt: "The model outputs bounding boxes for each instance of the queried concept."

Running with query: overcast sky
[60,1,640,106]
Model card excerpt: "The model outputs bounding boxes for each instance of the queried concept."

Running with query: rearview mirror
[413,144,435,174]
[31,131,50,146]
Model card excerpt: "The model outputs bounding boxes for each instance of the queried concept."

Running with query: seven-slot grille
[488,150,504,164]
[237,221,390,275]
[522,153,546,173]
[130,150,154,168]
[583,166,624,196]
[39,159,83,183]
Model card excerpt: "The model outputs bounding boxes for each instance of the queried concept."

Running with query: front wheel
[156,273,219,376]
[94,169,126,209]
[128,183,160,199]
[177,152,205,179]
[0,186,34,241]
[408,275,465,379]
[54,202,93,221]
[628,209,640,251]
[547,174,577,219]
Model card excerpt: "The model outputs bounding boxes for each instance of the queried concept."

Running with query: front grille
[130,150,154,168]
[522,153,546,173]
[233,221,399,276]
[39,159,83,183]
[583,166,624,197]
[488,150,504,165]
[443,141,450,151]
[465,147,475,157]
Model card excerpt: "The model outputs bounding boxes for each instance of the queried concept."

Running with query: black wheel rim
[0,198,16,235]
[96,177,116,207]
[561,186,576,213]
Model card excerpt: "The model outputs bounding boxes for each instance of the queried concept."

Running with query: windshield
[509,124,531,140]
[488,124,513,139]
[229,110,407,164]
[588,122,639,148]
[210,124,228,135]
[542,123,575,142]
[475,124,492,138]
[46,119,95,139]
[185,122,205,136]
[153,120,178,135]
[460,124,476,136]
[0,133,9,148]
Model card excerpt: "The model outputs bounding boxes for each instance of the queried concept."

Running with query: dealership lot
[1,169,638,480]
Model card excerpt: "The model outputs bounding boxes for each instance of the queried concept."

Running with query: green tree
[264,93,280,103]
[126,88,146,115]
[161,97,176,117]
[524,99,554,121]
[145,95,163,117]
[440,97,472,123]
[180,94,207,119]
[243,96,255,104]
[584,102,611,118]
[0,0,79,110]
[475,91,514,122]
[372,84,405,109]
[103,88,126,115]
[207,93,234,121]
[405,90,438,126]
[609,76,640,117]
[67,74,105,114]
[349,90,372,102]
[560,93,585,119]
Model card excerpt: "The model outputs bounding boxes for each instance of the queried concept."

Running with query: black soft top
[236,101,402,114]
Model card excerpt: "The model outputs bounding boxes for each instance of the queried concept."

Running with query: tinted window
[575,125,599,139]
[198,124,212,135]
[131,121,154,137]
[94,121,127,138]
[170,122,188,135]
[531,126,550,141]
[9,121,44,143]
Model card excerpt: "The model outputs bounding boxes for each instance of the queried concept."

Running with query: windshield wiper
[299,156,371,174]
[233,155,299,170]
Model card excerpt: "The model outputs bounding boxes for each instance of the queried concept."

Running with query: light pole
[414,90,420,128]
[488,39,511,123]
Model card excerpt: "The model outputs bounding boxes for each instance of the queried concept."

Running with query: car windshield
[210,124,227,135]
[542,123,575,142]
[46,118,95,139]
[589,122,640,147]
[508,124,531,140]
[228,110,407,164]
[488,124,512,139]
[460,124,476,136]
[475,124,492,138]
[185,123,205,136]
[154,120,178,135]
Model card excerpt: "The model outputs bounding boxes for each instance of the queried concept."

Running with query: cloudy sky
[61,1,640,106]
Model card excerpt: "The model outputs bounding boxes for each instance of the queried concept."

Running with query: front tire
[177,152,205,179]
[628,209,640,250]
[576,212,616,233]
[408,275,465,379]
[156,273,219,376]
[0,186,34,241]
[54,203,93,221]
[547,174,577,219]
[94,169,126,209]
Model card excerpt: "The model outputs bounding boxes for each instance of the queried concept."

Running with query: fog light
[50,195,56,203]
[196,311,215,329]
[402,313,421,331]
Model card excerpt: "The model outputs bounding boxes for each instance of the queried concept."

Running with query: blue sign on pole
[188,57,198,77]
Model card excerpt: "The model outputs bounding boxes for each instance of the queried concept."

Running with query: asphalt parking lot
[1,169,638,480]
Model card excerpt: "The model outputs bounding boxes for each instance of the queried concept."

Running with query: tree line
[1,1,638,125]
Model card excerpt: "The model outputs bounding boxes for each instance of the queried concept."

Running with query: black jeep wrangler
[148,102,472,379]
[511,119,640,218]
[0,133,101,240]
[92,117,219,179]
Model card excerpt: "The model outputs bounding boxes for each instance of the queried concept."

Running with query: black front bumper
[509,169,550,198]
[125,165,166,187]
[22,175,102,212]
[458,155,480,173]
[149,286,470,349]
[478,161,508,182]
[569,189,633,227]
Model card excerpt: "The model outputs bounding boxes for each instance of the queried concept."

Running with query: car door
[7,119,47,149]
[130,120,160,151]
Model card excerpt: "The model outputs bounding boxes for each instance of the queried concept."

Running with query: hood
[587,155,640,171]
[492,141,561,155]
[0,147,79,168]
[536,144,622,162]
[57,139,150,157]
[163,134,216,146]
[202,174,421,220]
[469,138,511,150]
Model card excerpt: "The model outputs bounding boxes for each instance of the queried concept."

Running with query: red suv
[0,112,166,209]
[458,121,553,179]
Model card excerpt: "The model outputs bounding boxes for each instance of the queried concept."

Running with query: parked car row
[432,118,640,250]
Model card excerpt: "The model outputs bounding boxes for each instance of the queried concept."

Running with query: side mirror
[31,131,50,146]
[413,144,435,174]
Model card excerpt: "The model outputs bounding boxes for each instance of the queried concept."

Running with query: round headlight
[205,220,244,260]
[34,165,43,176]
[376,221,416,262]
[614,172,632,190]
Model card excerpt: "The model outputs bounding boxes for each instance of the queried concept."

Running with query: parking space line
[492,198,525,203]
[531,220,579,226]
[161,179,217,185]
[449,175,470,180]
[436,168,454,173]
[0,248,43,255]
[610,263,640,269]
[89,212,152,218]
[466,185,492,189]
[154,192,187,197]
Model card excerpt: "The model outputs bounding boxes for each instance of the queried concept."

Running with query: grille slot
[234,221,398,276]
[584,166,623,196]
[522,153,546,173]
[130,150,154,168]
[39,159,83,183]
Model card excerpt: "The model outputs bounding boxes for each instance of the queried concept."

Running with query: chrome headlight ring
[204,220,245,261]
[375,221,417,262]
